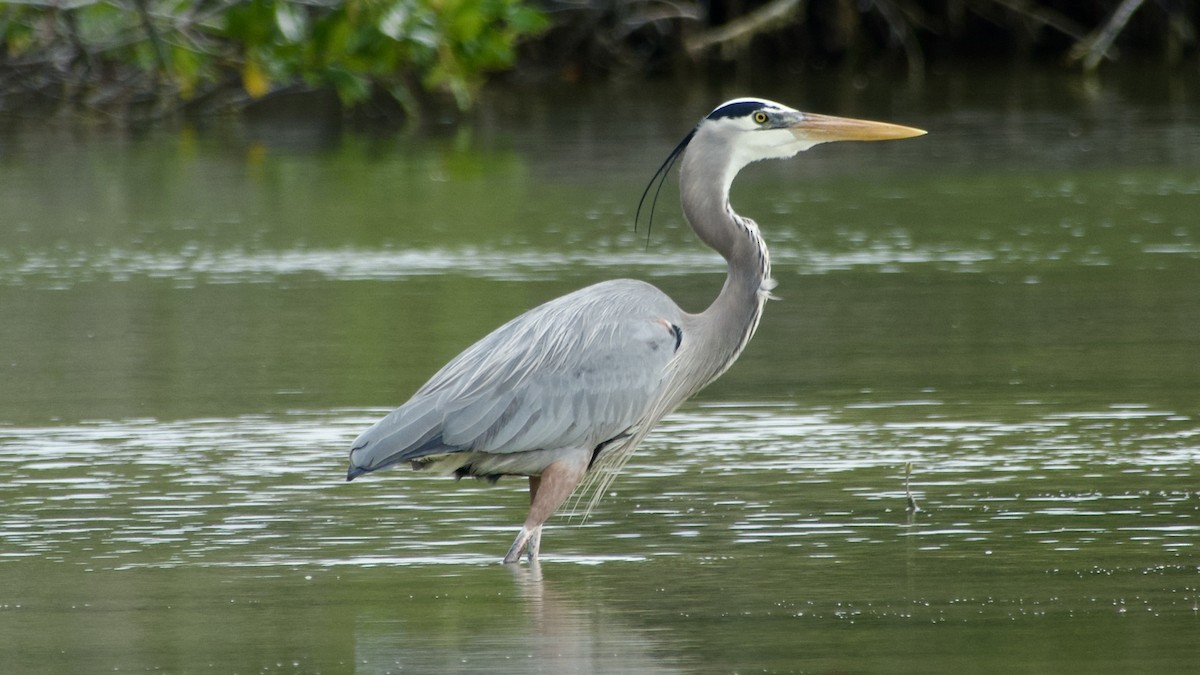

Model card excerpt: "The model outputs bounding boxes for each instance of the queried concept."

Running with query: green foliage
[0,0,548,112]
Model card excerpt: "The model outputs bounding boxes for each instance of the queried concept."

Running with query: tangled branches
[1,1,1195,121]
[533,0,1197,78]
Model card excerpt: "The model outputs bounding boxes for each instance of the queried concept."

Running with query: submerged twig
[904,461,920,513]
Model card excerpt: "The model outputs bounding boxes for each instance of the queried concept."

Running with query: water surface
[2,69,1199,672]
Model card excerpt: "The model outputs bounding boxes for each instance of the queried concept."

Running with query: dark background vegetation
[1,0,1196,123]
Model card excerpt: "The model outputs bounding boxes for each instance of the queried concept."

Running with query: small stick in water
[905,461,920,512]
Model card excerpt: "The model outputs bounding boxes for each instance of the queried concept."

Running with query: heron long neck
[678,144,772,390]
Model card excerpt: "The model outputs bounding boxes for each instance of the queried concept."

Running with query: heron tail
[345,398,458,481]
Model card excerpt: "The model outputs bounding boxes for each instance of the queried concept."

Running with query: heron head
[703,97,927,167]
[636,97,924,236]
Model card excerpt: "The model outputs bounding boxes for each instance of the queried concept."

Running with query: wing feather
[348,279,683,476]
[441,391,515,446]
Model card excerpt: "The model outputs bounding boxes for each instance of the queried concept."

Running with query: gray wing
[347,279,684,477]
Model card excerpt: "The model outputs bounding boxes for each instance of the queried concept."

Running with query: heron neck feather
[678,138,773,391]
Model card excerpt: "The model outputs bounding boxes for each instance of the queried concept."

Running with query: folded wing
[347,279,684,478]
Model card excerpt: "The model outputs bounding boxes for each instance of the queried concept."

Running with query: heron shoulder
[420,278,683,398]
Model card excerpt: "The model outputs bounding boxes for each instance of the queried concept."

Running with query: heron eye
[753,111,769,125]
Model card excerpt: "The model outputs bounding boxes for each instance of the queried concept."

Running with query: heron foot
[501,455,585,564]
[503,525,542,564]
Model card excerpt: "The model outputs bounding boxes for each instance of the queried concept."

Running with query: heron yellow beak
[789,112,926,142]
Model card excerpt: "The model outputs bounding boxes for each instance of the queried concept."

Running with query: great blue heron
[347,98,924,563]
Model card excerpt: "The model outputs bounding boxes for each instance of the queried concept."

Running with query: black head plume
[635,127,696,248]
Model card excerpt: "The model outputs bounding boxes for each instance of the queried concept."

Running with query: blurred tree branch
[983,0,1090,42]
[1069,0,1146,71]
[684,0,803,57]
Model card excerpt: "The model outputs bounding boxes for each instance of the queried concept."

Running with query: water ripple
[0,402,1194,569]
[0,244,1011,288]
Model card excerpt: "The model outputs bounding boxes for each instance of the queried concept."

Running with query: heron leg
[501,454,587,564]
[502,476,541,563]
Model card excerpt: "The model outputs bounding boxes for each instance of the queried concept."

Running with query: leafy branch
[0,0,548,116]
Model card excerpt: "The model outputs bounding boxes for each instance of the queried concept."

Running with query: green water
[2,71,1199,672]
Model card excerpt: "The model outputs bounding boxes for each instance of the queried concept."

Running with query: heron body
[346,98,924,563]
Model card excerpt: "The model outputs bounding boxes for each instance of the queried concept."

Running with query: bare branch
[684,0,803,57]
[132,0,169,78]
[871,0,925,80]
[983,0,1090,41]
[1069,0,1148,71]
